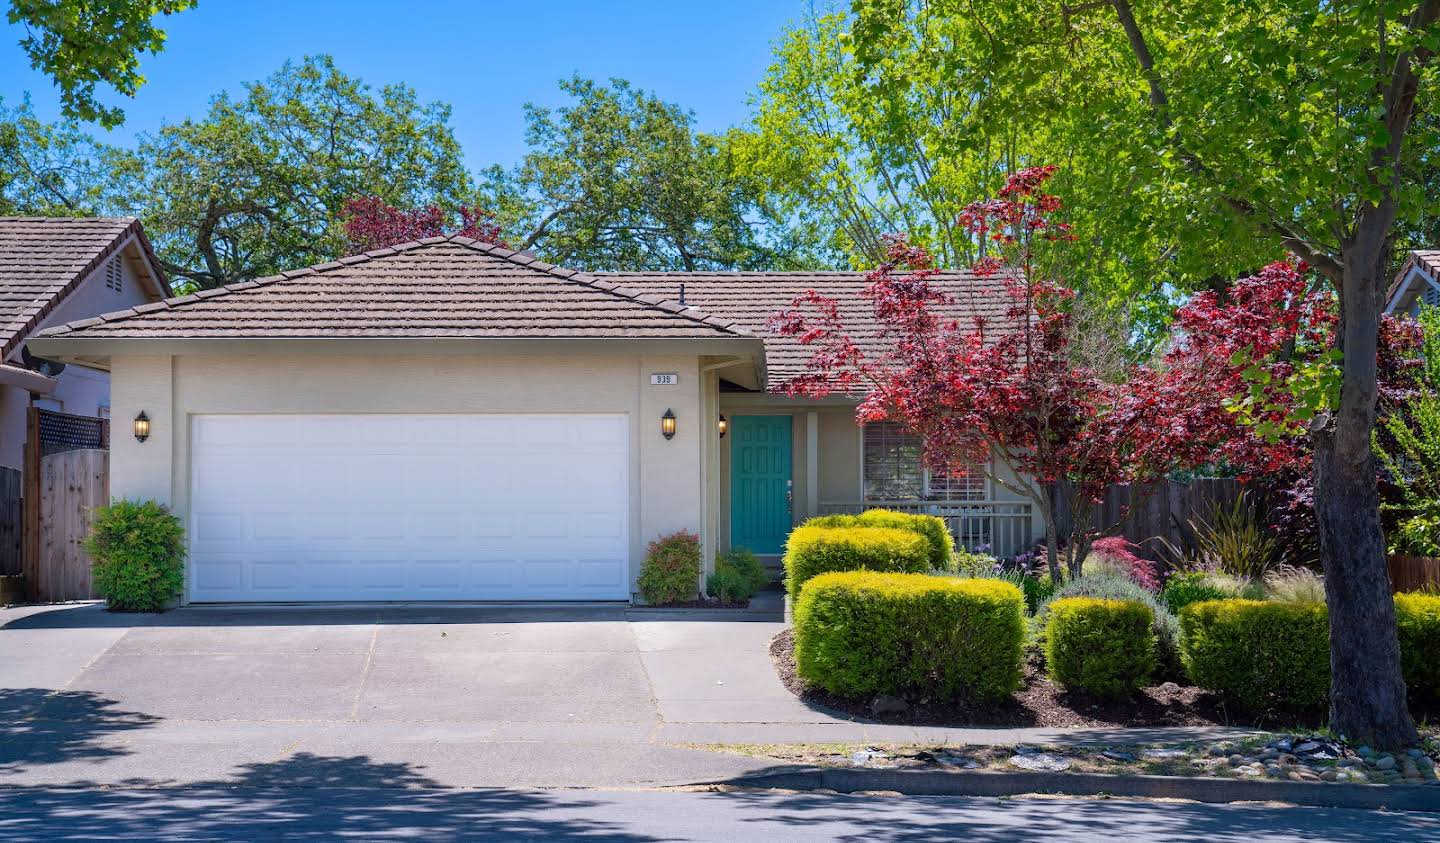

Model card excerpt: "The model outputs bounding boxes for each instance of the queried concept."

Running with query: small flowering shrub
[1089,536,1159,591]
[637,530,702,604]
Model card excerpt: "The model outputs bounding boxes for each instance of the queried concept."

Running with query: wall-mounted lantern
[133,411,151,443]
[717,414,728,438]
[661,408,677,440]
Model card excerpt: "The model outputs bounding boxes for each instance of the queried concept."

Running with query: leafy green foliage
[718,546,770,592]
[0,98,123,215]
[794,571,1024,702]
[84,499,185,612]
[951,547,1000,578]
[783,524,932,601]
[1379,305,1440,556]
[1160,571,1233,614]
[807,509,954,571]
[1396,592,1440,701]
[1045,598,1157,699]
[705,565,752,604]
[116,55,472,289]
[8,0,196,127]
[1262,566,1327,604]
[637,530,701,605]
[706,547,770,603]
[479,76,832,272]
[1179,600,1331,712]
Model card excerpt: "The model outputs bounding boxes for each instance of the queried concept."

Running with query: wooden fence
[1387,554,1440,593]
[29,449,108,602]
[0,466,20,576]
[1054,477,1244,561]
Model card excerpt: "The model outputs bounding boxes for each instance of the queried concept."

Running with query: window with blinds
[862,422,989,501]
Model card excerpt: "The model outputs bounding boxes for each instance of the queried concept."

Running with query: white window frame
[861,422,991,502]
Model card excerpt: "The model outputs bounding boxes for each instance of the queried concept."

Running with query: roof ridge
[3,217,168,359]
[35,236,752,339]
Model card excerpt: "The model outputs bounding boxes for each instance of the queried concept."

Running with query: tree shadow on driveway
[0,688,161,771]
[0,752,666,841]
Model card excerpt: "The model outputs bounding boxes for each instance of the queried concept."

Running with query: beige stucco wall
[108,351,712,602]
[0,244,155,470]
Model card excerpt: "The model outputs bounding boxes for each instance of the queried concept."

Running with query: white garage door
[188,414,630,602]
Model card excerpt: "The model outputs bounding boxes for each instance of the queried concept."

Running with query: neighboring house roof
[605,270,1006,385]
[34,236,751,341]
[0,216,169,361]
[1386,249,1440,314]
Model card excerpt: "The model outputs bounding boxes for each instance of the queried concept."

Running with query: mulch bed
[769,628,1259,729]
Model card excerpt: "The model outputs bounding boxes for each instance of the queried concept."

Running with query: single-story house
[1386,249,1440,317]
[0,217,169,470]
[30,235,1041,604]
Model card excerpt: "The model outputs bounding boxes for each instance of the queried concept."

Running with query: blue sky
[1,0,816,170]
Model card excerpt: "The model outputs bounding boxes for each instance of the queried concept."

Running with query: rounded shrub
[85,499,185,612]
[1038,573,1181,679]
[783,525,931,601]
[1045,598,1157,698]
[794,571,1025,702]
[804,510,954,571]
[706,564,753,603]
[1179,599,1330,712]
[719,546,770,592]
[1396,592,1440,701]
[637,530,701,604]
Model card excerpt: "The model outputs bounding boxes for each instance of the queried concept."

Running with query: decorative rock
[1009,753,1071,773]
[1278,753,1299,765]
[850,749,888,767]
[933,752,981,770]
[1265,764,1284,777]
[1272,738,1293,752]
[1375,755,1397,771]
[1407,748,1425,759]
[1228,754,1246,766]
[1237,765,1264,777]
[1260,748,1280,760]
[1101,750,1136,763]
[1358,745,1376,758]
[1142,748,1187,760]
[870,694,909,716]
[1320,769,1339,782]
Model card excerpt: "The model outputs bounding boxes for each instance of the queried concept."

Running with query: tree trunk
[1313,238,1417,748]
[1038,495,1062,583]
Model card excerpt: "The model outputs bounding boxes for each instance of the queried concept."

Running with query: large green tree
[110,55,473,289]
[8,0,196,128]
[845,0,1440,747]
[0,97,122,215]
[480,76,834,272]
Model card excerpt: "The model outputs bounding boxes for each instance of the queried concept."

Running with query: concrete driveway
[0,601,826,788]
[0,602,1252,790]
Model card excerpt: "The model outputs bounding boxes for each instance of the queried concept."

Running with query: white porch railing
[818,500,1035,560]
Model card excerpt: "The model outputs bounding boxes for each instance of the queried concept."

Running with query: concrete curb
[728,767,1440,812]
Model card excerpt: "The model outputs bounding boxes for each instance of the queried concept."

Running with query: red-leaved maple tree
[769,166,1215,581]
[342,196,509,253]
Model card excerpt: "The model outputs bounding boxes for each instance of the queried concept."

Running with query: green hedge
[783,525,932,601]
[85,499,186,612]
[1179,599,1330,711]
[794,571,1024,702]
[1397,592,1440,701]
[805,509,954,571]
[1045,598,1156,698]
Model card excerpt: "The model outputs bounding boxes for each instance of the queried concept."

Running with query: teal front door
[730,415,793,555]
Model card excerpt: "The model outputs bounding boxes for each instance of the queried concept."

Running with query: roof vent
[678,281,687,306]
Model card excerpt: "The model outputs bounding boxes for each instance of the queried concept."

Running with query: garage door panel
[189,414,630,602]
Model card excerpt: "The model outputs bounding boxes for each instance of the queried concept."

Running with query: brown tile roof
[0,217,167,360]
[1387,249,1440,303]
[603,270,1007,386]
[36,236,751,341]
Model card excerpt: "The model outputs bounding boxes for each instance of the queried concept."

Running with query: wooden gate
[31,449,108,602]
